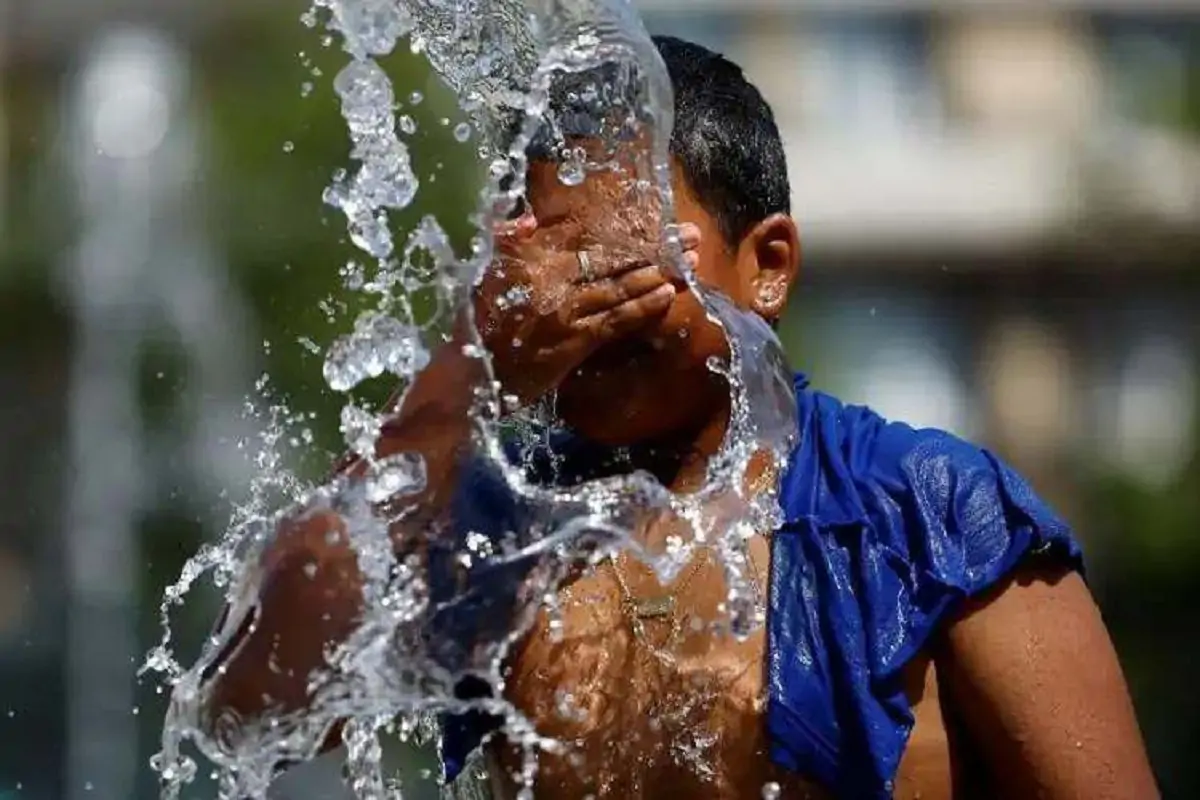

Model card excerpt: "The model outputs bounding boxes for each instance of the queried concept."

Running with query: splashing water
[147,0,798,797]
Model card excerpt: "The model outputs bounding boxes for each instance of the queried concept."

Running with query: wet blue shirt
[433,374,1083,798]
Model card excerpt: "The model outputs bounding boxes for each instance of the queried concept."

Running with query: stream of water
[145,1,798,797]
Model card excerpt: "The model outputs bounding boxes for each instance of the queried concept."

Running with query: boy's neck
[625,400,730,494]
[623,394,779,499]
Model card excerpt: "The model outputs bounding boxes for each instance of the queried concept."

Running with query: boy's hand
[475,214,700,406]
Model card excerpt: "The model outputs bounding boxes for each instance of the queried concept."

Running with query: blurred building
[638,2,1200,249]
[637,1,1200,504]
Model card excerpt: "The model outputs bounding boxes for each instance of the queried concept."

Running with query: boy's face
[505,149,798,447]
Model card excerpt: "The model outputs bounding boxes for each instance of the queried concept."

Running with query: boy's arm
[939,563,1159,799]
[197,335,485,748]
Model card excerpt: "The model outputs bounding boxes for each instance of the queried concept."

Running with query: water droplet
[327,0,414,57]
[323,313,430,392]
[497,284,531,309]
[399,115,417,135]
[409,90,423,105]
[761,780,781,798]
[282,141,295,154]
[465,532,495,558]
[557,144,591,186]
[325,59,419,258]
[340,403,381,457]
[365,453,427,503]
[453,122,471,142]
[557,157,586,187]
[303,562,318,579]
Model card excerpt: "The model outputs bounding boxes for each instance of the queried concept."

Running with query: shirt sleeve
[863,414,1085,677]
[766,394,1085,798]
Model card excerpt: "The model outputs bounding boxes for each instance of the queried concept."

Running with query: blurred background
[1,0,1198,798]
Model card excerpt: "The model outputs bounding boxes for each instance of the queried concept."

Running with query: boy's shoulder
[782,380,1080,585]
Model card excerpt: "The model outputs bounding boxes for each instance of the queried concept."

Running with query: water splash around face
[147,1,797,797]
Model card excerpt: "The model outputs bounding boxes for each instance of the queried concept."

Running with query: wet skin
[477,161,960,799]
[193,156,1160,799]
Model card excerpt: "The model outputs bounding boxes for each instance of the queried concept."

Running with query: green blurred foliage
[2,19,488,796]
[1186,63,1200,133]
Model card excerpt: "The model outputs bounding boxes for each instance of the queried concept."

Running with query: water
[147,1,798,797]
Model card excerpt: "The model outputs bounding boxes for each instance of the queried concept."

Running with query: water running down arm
[197,334,486,749]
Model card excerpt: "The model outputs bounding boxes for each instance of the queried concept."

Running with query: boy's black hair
[519,36,791,248]
[652,35,791,247]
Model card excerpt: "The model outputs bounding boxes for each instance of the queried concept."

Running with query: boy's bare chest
[490,551,958,800]
[493,554,826,798]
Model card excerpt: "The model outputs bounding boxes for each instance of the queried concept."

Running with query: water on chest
[492,570,820,799]
[481,545,955,800]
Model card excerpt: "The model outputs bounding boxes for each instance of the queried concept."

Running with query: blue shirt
[432,374,1083,798]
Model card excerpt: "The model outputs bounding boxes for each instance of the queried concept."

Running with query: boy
[193,37,1157,799]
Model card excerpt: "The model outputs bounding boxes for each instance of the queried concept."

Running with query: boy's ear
[737,213,800,323]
